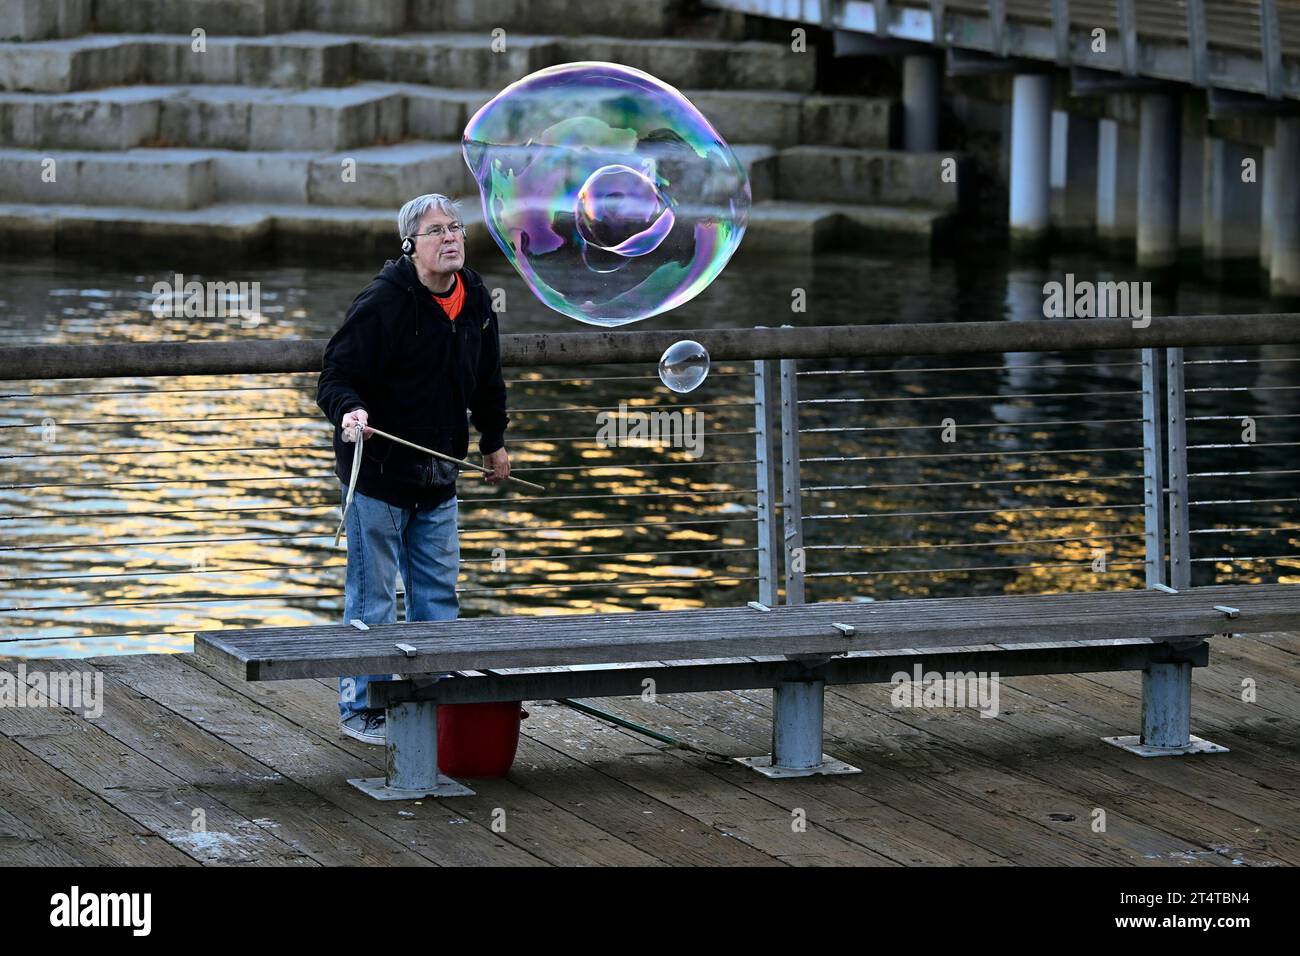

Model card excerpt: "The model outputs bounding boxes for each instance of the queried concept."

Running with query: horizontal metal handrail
[4,315,1300,380]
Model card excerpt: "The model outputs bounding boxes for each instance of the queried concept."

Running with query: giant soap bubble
[462,62,750,327]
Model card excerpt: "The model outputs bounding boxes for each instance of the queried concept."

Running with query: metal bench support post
[773,679,825,769]
[736,678,860,778]
[1103,657,1228,757]
[348,697,475,800]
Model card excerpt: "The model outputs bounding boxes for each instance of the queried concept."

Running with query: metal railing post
[1140,348,1167,588]
[753,350,781,608]
[1166,347,1192,589]
[780,351,805,606]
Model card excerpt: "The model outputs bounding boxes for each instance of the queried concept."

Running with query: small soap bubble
[463,62,750,327]
[659,339,710,393]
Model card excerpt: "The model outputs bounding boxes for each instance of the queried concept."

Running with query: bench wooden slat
[196,583,1283,647]
[192,585,1298,681]
[363,637,1210,706]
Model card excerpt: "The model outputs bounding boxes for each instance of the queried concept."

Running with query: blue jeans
[338,481,460,720]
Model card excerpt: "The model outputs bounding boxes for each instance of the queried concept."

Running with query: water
[1,247,1296,658]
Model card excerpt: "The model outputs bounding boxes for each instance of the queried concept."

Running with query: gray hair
[397,193,465,240]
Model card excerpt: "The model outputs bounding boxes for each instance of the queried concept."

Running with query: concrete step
[0,139,784,211]
[1,83,898,154]
[0,196,954,263]
[0,32,814,95]
[0,84,406,150]
[685,90,895,148]
[158,85,404,150]
[2,0,91,41]
[0,32,357,92]
[305,142,475,206]
[0,199,488,261]
[1,0,678,40]
[354,34,809,92]
[0,85,163,149]
[412,0,676,38]
[0,143,471,208]
[746,200,955,254]
[91,0,409,35]
[776,145,967,209]
[554,37,814,92]
[0,148,216,209]
[352,34,562,92]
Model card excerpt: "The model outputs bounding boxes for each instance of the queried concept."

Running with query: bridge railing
[705,0,1300,102]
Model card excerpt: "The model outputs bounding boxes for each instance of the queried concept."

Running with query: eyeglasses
[412,222,466,239]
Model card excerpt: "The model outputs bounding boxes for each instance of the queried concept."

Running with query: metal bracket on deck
[395,642,418,657]
[1213,605,1240,619]
[747,601,770,611]
[832,622,855,638]
[349,619,369,630]
[1101,734,1228,758]
[1152,584,1179,594]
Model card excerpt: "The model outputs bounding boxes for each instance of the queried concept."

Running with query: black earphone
[401,235,414,255]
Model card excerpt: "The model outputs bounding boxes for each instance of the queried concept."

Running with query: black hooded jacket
[315,257,508,509]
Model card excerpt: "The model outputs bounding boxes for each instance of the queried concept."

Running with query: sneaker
[339,711,386,745]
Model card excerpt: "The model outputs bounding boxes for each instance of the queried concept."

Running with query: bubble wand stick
[333,423,543,546]
[366,425,545,493]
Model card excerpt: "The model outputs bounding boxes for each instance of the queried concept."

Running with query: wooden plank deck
[2,633,1298,867]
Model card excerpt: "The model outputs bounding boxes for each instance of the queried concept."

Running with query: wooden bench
[194,583,1300,800]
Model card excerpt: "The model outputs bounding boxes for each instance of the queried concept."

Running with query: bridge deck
[2,634,1298,866]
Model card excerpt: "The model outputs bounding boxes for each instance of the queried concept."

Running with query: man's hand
[341,408,373,442]
[483,446,510,485]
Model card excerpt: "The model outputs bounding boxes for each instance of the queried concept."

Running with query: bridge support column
[349,698,475,800]
[1179,131,1204,255]
[1261,145,1277,273]
[1202,137,1262,275]
[1009,73,1053,247]
[736,678,860,777]
[902,53,941,152]
[1050,110,1098,239]
[1270,116,1300,296]
[1096,117,1139,252]
[1103,653,1227,757]
[1136,92,1182,268]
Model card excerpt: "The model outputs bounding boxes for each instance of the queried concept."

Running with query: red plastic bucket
[437,702,524,778]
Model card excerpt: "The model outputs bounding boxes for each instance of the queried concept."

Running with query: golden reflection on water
[2,266,1297,658]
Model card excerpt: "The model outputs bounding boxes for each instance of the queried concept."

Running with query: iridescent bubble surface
[463,62,751,327]
[658,339,710,393]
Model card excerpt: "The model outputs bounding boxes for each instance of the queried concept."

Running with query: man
[315,193,510,745]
